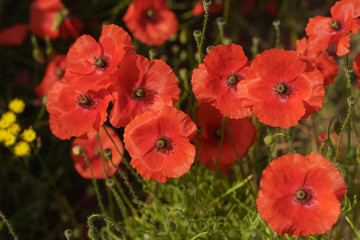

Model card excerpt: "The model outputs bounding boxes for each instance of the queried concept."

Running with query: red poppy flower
[0,24,28,47]
[256,152,347,237]
[305,0,360,57]
[353,53,360,90]
[109,54,179,128]
[192,0,225,16]
[124,106,197,183]
[194,103,256,170]
[296,37,338,86]
[29,0,83,40]
[71,126,124,179]
[34,55,66,99]
[46,79,113,140]
[65,24,135,92]
[123,0,178,46]
[191,44,253,119]
[237,49,324,129]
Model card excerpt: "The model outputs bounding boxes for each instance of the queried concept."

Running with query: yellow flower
[0,111,16,129]
[0,129,16,146]
[8,123,21,135]
[8,98,25,114]
[21,127,36,142]
[13,141,31,157]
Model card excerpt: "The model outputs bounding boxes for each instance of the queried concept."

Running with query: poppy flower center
[225,73,241,88]
[146,9,155,20]
[294,187,315,206]
[272,81,296,101]
[154,136,175,154]
[55,69,64,78]
[77,93,96,109]
[214,127,225,139]
[132,86,149,101]
[330,20,341,31]
[94,56,109,70]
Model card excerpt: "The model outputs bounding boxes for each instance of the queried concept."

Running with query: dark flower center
[93,149,100,158]
[132,86,149,101]
[294,187,315,206]
[214,127,225,139]
[272,81,296,101]
[146,9,155,20]
[330,20,341,31]
[55,69,65,78]
[154,136,175,154]
[77,93,95,108]
[225,73,242,88]
[94,55,109,70]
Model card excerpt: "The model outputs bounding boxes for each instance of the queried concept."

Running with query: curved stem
[334,105,353,163]
[0,209,18,240]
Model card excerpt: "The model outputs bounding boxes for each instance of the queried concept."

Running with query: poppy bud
[106,178,115,188]
[72,145,84,156]
[64,229,73,240]
[347,96,356,107]
[334,121,342,136]
[272,19,281,28]
[88,228,99,240]
[206,45,214,53]
[264,135,275,146]
[202,0,212,14]
[193,30,202,45]
[345,66,354,81]
[149,49,158,60]
[216,17,226,32]
[104,148,112,161]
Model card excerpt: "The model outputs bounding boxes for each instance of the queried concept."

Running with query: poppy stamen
[94,56,109,70]
[225,73,242,88]
[273,81,296,101]
[154,136,175,154]
[55,69,64,78]
[146,9,155,20]
[132,86,149,101]
[294,187,315,205]
[330,20,341,31]
[77,93,95,108]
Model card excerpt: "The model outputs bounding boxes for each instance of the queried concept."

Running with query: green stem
[223,0,230,21]
[198,11,209,64]
[0,209,18,240]
[334,105,353,164]
[87,214,121,233]
[268,127,278,163]
[224,118,256,198]
[96,131,110,179]
[224,118,246,178]
[273,132,296,153]
[102,126,143,184]
[109,183,128,222]
[82,150,107,215]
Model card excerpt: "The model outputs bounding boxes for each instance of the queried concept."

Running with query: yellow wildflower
[8,98,25,114]
[13,141,31,157]
[7,123,21,135]
[0,129,16,146]
[21,127,36,142]
[0,111,16,129]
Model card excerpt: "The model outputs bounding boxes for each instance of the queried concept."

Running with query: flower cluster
[45,22,196,182]
[0,99,37,157]
[31,0,353,237]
